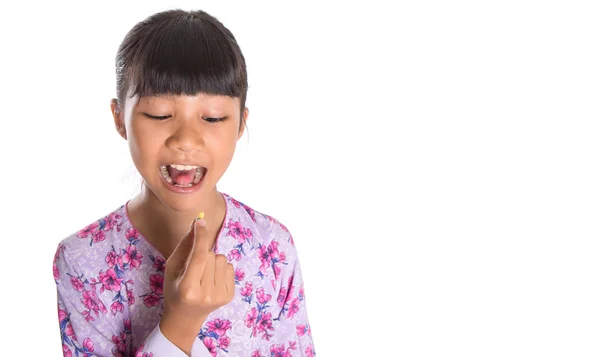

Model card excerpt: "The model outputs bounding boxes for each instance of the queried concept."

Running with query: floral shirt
[53,192,315,357]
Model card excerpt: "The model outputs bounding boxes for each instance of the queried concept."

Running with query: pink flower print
[279,222,289,233]
[299,285,305,299]
[277,287,288,307]
[245,206,256,221]
[273,263,282,281]
[82,290,107,316]
[62,344,72,357]
[235,268,245,282]
[251,351,262,357]
[203,337,217,357]
[241,281,253,297]
[104,211,122,232]
[265,214,276,225]
[152,256,166,272]
[286,279,295,304]
[143,294,160,307]
[82,337,94,352]
[149,274,163,295]
[305,345,315,357]
[227,221,253,244]
[218,335,230,349]
[125,227,139,241]
[134,344,153,357]
[245,307,258,327]
[279,251,287,264]
[256,288,272,305]
[296,324,311,336]
[99,268,123,292]
[123,244,143,270]
[110,301,124,315]
[228,249,241,262]
[105,251,119,268]
[268,241,280,260]
[70,277,84,292]
[230,197,242,208]
[126,289,135,306]
[270,344,293,357]
[53,263,59,280]
[124,318,132,332]
[258,244,272,275]
[206,318,232,337]
[77,222,99,238]
[256,312,274,340]
[92,230,106,244]
[54,247,61,263]
[58,308,76,339]
[111,333,127,356]
[286,297,300,319]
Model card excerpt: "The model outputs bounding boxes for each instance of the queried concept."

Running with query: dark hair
[115,9,248,130]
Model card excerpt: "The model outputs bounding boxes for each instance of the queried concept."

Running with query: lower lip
[158,168,206,194]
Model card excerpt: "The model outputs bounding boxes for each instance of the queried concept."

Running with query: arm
[54,243,211,357]
[250,222,316,357]
[270,251,316,357]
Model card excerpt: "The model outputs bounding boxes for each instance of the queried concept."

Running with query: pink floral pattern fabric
[54,192,315,356]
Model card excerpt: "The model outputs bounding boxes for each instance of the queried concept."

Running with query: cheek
[207,132,237,166]
[128,122,162,167]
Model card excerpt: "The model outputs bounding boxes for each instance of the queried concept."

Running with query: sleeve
[261,227,317,357]
[137,325,212,357]
[54,243,210,357]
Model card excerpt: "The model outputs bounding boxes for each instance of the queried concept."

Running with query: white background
[1,1,599,356]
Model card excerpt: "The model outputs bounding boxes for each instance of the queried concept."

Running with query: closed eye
[143,113,227,123]
[203,116,227,123]
[143,113,171,120]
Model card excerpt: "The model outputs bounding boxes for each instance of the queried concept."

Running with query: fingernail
[196,219,206,227]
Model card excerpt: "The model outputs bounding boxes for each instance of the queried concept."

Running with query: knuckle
[180,289,198,303]
[215,254,228,265]
[200,294,214,305]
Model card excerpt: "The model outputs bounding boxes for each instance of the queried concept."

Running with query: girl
[53,9,315,357]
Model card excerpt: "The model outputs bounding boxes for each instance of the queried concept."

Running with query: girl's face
[110,93,248,212]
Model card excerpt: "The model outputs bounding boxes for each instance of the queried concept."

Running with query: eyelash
[143,113,227,123]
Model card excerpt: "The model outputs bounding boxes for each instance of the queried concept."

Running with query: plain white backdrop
[1,0,599,356]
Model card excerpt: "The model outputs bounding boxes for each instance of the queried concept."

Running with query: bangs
[117,12,247,104]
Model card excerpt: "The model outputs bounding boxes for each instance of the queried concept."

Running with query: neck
[126,183,226,259]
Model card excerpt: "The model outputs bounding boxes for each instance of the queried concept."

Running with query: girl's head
[110,9,249,212]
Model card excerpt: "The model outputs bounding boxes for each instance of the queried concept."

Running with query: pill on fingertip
[197,211,205,220]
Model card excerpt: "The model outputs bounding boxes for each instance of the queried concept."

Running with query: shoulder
[223,192,296,249]
[53,204,128,284]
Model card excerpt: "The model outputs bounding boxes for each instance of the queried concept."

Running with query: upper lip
[161,163,206,168]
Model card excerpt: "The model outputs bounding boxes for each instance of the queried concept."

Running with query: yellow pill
[197,211,205,220]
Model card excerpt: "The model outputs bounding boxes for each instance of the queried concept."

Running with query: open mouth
[160,164,206,188]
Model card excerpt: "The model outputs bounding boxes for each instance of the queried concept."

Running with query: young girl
[53,9,315,357]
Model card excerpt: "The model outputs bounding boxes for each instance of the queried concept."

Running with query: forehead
[136,94,238,107]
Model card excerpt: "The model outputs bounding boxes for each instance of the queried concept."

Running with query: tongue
[167,167,196,186]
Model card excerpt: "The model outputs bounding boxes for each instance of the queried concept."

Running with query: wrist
[159,310,208,356]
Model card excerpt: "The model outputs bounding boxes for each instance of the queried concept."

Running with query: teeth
[160,166,173,183]
[160,165,206,186]
[193,167,204,184]
[169,164,199,171]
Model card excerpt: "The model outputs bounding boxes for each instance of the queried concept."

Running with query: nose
[166,119,205,153]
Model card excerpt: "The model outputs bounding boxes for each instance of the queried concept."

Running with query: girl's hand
[160,218,235,355]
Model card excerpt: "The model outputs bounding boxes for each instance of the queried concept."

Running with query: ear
[237,107,249,140]
[110,98,127,140]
